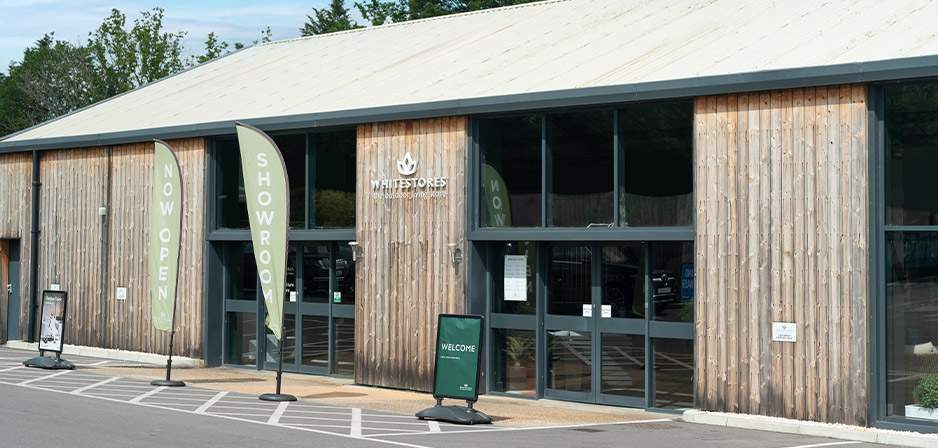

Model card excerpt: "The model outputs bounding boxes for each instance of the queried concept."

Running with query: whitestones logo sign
[371,152,447,200]
[235,123,290,341]
[432,314,484,401]
[149,140,182,333]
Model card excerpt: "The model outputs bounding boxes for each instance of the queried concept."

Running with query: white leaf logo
[397,152,418,176]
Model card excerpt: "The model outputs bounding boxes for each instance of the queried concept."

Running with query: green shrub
[913,374,938,409]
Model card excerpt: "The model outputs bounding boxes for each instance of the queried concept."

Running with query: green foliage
[87,8,188,97]
[505,335,534,367]
[355,0,544,27]
[301,0,364,36]
[197,32,229,64]
[914,374,938,409]
[314,189,356,227]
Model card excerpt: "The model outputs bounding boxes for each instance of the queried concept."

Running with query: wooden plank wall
[0,152,34,341]
[694,85,869,425]
[35,138,206,358]
[356,117,468,392]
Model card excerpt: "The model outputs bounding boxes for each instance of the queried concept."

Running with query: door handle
[6,284,11,294]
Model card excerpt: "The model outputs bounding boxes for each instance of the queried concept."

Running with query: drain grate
[568,427,605,433]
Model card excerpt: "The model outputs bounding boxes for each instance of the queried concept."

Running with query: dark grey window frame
[869,79,938,434]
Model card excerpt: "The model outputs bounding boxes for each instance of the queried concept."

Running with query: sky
[0,0,361,74]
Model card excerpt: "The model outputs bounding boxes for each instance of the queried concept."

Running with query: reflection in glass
[493,329,537,395]
[886,84,938,225]
[215,138,249,229]
[303,245,330,303]
[333,318,355,376]
[267,314,296,366]
[548,110,614,227]
[886,232,938,418]
[311,130,356,228]
[602,246,644,318]
[548,330,591,393]
[225,312,256,365]
[301,316,329,369]
[270,133,307,229]
[480,115,543,227]
[336,243,355,305]
[653,338,694,409]
[652,242,695,323]
[227,242,257,301]
[618,102,693,226]
[492,242,537,315]
[548,246,591,316]
[601,333,644,398]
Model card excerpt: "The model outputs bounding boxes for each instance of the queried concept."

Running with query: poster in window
[504,255,527,301]
[38,290,67,353]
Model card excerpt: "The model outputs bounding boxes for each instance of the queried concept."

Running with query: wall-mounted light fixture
[348,241,364,262]
[447,243,463,265]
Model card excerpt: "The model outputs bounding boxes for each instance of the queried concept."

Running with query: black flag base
[151,379,186,387]
[416,398,492,425]
[259,393,297,402]
[24,354,75,370]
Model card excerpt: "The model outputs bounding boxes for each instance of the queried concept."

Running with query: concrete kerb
[4,341,202,368]
[683,410,938,447]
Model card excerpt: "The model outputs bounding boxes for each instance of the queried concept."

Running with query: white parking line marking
[373,418,675,438]
[428,421,440,433]
[129,386,167,403]
[781,442,860,448]
[195,391,228,414]
[70,376,120,394]
[268,401,290,424]
[0,366,25,373]
[90,360,111,366]
[351,408,362,437]
[17,370,71,385]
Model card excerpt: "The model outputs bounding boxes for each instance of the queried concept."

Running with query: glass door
[544,244,646,406]
[263,242,355,376]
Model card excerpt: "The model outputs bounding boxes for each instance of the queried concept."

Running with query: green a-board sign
[432,314,484,401]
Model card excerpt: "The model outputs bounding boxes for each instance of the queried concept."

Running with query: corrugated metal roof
[4,0,938,145]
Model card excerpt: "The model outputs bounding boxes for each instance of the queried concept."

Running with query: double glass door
[490,241,694,409]
[261,242,355,376]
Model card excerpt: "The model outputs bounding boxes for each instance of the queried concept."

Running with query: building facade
[1,0,937,433]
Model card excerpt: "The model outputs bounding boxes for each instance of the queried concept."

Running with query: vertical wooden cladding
[355,117,468,392]
[0,152,33,342]
[694,85,868,425]
[36,138,206,358]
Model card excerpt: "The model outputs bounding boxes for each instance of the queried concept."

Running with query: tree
[301,0,364,36]
[355,0,542,26]
[87,8,188,96]
[197,32,229,64]
[0,34,103,136]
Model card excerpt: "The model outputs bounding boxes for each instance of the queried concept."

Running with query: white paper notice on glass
[601,305,612,318]
[504,255,528,301]
[289,291,297,302]
[582,304,593,317]
[772,322,797,342]
[116,287,127,301]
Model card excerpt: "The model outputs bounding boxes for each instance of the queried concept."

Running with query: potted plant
[906,374,938,420]
[505,335,534,392]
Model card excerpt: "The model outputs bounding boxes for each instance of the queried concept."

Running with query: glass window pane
[301,316,329,369]
[311,130,356,228]
[302,245,330,303]
[480,115,542,227]
[215,138,249,229]
[548,110,614,227]
[548,330,591,393]
[548,245,591,316]
[227,242,257,301]
[333,318,354,376]
[492,329,537,395]
[886,84,938,225]
[492,241,537,315]
[336,242,356,306]
[652,242,695,323]
[653,338,694,409]
[601,333,644,398]
[618,102,693,226]
[270,133,307,229]
[286,245,297,302]
[225,312,256,365]
[886,231,938,418]
[602,246,644,318]
[266,314,296,366]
